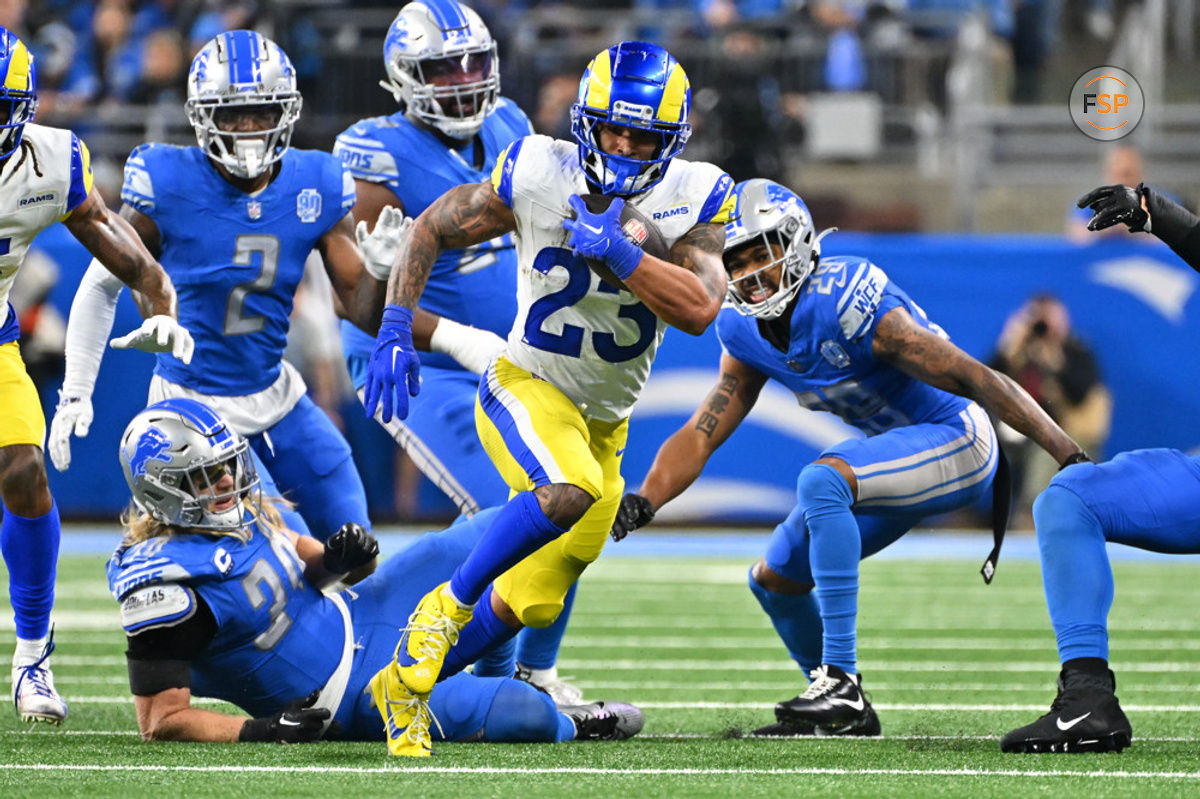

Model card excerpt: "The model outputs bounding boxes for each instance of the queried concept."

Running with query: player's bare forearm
[134,689,244,742]
[64,190,176,318]
[640,355,765,507]
[625,222,726,335]
[387,182,515,309]
[321,214,386,333]
[873,307,1083,464]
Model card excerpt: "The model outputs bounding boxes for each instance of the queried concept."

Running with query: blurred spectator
[61,0,143,102]
[532,70,577,139]
[990,294,1111,526]
[126,27,184,106]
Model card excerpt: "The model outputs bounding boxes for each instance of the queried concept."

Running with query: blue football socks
[449,491,566,606]
[747,567,823,677]
[482,678,573,742]
[443,586,520,679]
[798,464,860,675]
[1033,485,1112,662]
[1,502,60,640]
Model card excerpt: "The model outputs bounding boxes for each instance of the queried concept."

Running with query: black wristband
[1059,451,1092,470]
[238,716,273,742]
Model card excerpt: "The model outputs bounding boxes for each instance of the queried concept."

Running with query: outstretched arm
[639,353,768,509]
[62,187,176,317]
[1077,183,1200,270]
[317,212,388,334]
[386,181,516,310]
[872,307,1085,465]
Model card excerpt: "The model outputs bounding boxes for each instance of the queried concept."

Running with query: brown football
[571,193,672,292]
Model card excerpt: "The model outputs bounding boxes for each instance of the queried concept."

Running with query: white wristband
[429,318,507,375]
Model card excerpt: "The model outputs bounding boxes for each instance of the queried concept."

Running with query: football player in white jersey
[361,40,734,755]
[0,27,188,724]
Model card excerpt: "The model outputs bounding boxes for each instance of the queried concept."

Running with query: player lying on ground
[611,179,1086,737]
[997,181,1200,753]
[108,398,643,747]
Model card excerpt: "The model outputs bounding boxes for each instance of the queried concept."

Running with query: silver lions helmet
[185,30,302,179]
[381,0,499,140]
[723,179,835,319]
[119,398,260,534]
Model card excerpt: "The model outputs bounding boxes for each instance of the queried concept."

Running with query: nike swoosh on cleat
[828,696,865,712]
[1055,712,1092,731]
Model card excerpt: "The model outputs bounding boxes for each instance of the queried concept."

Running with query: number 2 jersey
[491,135,735,422]
[332,100,532,373]
[716,255,973,434]
[120,144,354,395]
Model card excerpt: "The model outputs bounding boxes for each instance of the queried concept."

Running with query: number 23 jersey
[121,144,354,395]
[491,134,734,422]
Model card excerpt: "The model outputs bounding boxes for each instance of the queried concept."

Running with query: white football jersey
[490,135,734,421]
[0,123,92,334]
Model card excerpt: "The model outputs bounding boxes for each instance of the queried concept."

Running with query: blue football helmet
[723,179,835,319]
[0,26,38,160]
[381,0,499,140]
[119,398,260,534]
[571,41,691,196]
[185,31,302,179]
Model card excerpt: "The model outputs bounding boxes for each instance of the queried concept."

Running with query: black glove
[239,690,330,743]
[1076,183,1150,233]
[1059,451,1093,470]
[610,493,656,542]
[322,522,379,574]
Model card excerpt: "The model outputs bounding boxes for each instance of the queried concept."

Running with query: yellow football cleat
[396,581,473,695]
[367,657,432,757]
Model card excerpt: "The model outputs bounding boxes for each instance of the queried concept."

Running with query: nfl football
[572,193,671,292]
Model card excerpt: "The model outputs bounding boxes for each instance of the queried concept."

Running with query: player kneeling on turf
[108,399,643,749]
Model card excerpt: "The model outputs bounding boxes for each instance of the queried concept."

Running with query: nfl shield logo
[247,200,262,220]
[297,189,321,223]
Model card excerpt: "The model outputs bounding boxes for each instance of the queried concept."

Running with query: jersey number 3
[523,247,656,363]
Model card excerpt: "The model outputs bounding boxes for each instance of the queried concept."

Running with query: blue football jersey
[121,144,355,394]
[332,99,531,370]
[107,523,344,718]
[717,255,970,434]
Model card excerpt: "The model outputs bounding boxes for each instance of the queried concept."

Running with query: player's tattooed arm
[387,181,516,310]
[638,353,767,509]
[63,188,177,318]
[873,306,1085,466]
[625,221,727,336]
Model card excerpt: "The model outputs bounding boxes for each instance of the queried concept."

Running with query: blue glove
[563,194,644,280]
[363,305,420,423]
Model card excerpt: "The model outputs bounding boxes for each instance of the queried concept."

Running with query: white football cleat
[515,663,585,707]
[13,635,68,725]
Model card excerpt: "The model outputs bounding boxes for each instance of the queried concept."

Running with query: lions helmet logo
[129,427,172,478]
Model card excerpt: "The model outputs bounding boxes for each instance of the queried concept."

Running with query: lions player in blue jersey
[997,183,1200,754]
[612,179,1086,736]
[108,399,642,749]
[50,31,392,542]
[331,0,583,704]
[0,26,188,725]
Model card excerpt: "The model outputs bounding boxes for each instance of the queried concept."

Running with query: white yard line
[4,764,1200,779]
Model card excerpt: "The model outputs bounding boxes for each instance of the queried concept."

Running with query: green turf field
[2,546,1199,798]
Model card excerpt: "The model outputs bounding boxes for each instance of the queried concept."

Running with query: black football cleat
[563,701,645,741]
[774,664,877,731]
[753,703,880,738]
[1001,667,1132,753]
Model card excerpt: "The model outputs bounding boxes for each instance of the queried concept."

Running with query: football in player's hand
[573,194,671,292]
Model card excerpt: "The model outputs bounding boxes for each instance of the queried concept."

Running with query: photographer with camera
[990,294,1112,525]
